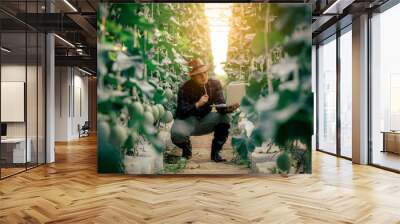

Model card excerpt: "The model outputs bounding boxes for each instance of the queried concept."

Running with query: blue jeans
[171,112,230,144]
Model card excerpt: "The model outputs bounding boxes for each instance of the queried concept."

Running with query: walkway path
[180,134,251,174]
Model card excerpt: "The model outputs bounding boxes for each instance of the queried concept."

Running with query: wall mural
[97,3,312,175]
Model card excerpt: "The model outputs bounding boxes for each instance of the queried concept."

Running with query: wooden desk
[382,131,400,154]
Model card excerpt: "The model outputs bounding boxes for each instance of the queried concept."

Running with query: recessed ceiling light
[63,0,78,12]
[1,47,11,53]
[54,34,75,48]
[78,67,93,76]
[323,0,354,15]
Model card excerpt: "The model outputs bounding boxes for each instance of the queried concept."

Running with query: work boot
[174,139,192,160]
[211,145,226,162]
[211,123,230,162]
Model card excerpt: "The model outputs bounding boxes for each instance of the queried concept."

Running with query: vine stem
[264,4,273,94]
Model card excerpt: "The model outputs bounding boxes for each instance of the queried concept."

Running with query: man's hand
[224,103,240,113]
[195,94,209,108]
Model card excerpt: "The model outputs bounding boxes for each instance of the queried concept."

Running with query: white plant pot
[124,140,164,174]
[123,155,155,174]
[158,130,175,151]
[254,161,277,174]
[124,156,142,174]
[154,155,164,173]
[140,157,154,174]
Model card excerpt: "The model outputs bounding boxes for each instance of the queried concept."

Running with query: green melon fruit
[164,88,173,100]
[157,104,165,118]
[128,101,144,116]
[162,111,173,123]
[110,124,128,146]
[98,121,110,140]
[144,111,155,124]
[125,131,139,148]
[276,152,291,172]
[131,131,139,143]
[144,104,152,112]
[122,97,132,105]
[152,105,160,120]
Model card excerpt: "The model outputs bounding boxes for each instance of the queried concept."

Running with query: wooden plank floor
[1,135,400,224]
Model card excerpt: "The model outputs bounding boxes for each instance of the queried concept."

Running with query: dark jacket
[176,78,225,119]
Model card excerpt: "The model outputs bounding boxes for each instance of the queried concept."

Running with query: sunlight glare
[205,3,232,77]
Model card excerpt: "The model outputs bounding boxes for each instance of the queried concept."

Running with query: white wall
[1,65,26,139]
[72,73,89,138]
[1,65,41,137]
[55,67,89,141]
[55,66,69,141]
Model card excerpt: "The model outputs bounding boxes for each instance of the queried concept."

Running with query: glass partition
[371,3,400,171]
[38,32,45,165]
[27,30,38,169]
[0,1,46,179]
[317,36,337,154]
[1,30,28,177]
[339,27,352,158]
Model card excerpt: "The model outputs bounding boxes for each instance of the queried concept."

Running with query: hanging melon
[98,120,110,140]
[152,105,160,120]
[164,88,173,100]
[144,111,155,124]
[110,124,128,146]
[144,104,153,113]
[157,104,165,118]
[161,111,173,123]
[129,101,144,116]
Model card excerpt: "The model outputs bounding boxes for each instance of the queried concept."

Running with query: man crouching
[170,59,239,162]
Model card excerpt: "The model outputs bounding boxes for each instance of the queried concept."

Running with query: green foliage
[162,157,187,174]
[225,4,272,82]
[227,4,312,173]
[97,3,213,172]
[230,154,251,168]
[251,32,265,55]
[231,131,255,160]
[276,152,291,173]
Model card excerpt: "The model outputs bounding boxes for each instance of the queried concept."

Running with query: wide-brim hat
[188,58,211,77]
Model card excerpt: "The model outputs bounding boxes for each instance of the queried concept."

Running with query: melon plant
[98,120,110,140]
[97,3,213,173]
[276,151,291,173]
[227,4,312,174]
